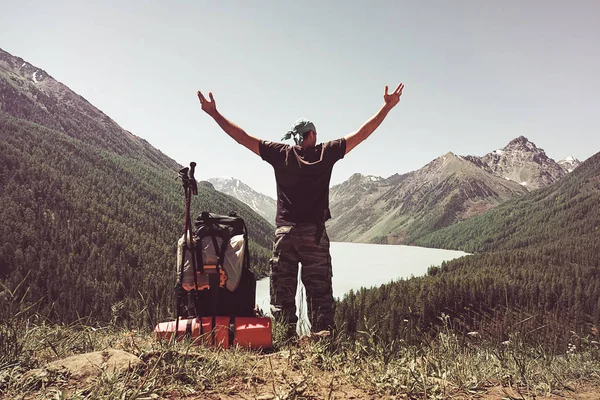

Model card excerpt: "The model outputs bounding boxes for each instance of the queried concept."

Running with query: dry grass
[1,314,600,400]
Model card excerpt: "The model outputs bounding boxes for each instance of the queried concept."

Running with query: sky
[1,0,599,198]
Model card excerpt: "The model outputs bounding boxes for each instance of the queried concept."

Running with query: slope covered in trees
[0,114,274,326]
[335,152,600,349]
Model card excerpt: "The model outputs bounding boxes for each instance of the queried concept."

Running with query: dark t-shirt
[259,138,346,227]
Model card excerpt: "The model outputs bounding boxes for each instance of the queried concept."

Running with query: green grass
[2,281,599,398]
[2,314,600,399]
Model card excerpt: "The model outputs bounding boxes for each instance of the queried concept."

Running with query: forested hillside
[336,151,600,349]
[0,48,278,327]
[0,115,274,325]
[0,46,282,330]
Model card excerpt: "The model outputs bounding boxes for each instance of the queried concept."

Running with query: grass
[1,313,600,399]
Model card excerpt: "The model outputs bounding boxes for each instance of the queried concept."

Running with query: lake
[256,242,468,333]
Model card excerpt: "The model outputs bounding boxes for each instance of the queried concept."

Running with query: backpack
[176,211,256,319]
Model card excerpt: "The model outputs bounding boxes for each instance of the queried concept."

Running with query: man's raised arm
[344,83,404,155]
[197,91,261,156]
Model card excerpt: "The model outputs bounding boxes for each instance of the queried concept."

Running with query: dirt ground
[164,352,600,400]
[9,347,600,400]
[183,380,600,400]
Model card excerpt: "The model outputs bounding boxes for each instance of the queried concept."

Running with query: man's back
[259,139,346,226]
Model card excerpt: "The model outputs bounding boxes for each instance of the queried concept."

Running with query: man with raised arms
[197,83,404,339]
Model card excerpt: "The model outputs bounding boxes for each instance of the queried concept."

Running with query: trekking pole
[185,163,201,316]
[176,162,197,335]
[180,162,198,241]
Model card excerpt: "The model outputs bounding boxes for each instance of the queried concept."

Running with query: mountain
[414,150,600,253]
[0,48,176,170]
[337,150,600,346]
[558,156,582,173]
[327,136,580,244]
[207,177,276,225]
[328,151,528,244]
[478,136,566,189]
[0,48,274,325]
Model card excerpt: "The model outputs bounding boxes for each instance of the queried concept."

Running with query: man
[197,83,404,337]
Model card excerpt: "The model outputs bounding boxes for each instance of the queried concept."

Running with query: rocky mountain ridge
[0,47,177,170]
[329,136,584,243]
[477,136,566,189]
[328,151,530,243]
[207,177,276,225]
[325,136,583,244]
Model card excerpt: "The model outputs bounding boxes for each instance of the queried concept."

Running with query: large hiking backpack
[176,211,256,318]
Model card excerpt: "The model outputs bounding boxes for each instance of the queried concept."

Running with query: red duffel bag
[154,316,272,350]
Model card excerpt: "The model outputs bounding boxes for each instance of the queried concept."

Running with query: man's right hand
[197,91,217,117]
[383,83,404,110]
[344,82,405,155]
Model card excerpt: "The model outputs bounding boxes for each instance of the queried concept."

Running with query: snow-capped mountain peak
[479,136,565,190]
[207,177,276,225]
[558,156,582,173]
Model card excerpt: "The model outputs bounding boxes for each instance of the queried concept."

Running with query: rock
[25,349,143,384]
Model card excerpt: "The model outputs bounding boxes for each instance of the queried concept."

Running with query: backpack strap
[195,237,204,274]
[185,318,193,339]
[208,267,221,316]
[242,219,250,270]
[229,316,236,347]
[210,234,223,273]
[211,315,217,345]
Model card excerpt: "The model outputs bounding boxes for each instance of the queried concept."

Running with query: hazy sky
[2,1,599,198]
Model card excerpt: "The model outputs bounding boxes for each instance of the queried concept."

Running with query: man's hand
[383,83,404,109]
[344,82,405,154]
[197,91,217,117]
[196,90,261,156]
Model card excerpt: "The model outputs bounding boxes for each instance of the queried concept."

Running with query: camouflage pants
[269,223,334,333]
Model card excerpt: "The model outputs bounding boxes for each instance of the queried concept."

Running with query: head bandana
[281,118,316,145]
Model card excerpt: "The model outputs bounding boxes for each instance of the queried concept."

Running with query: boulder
[25,349,143,384]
